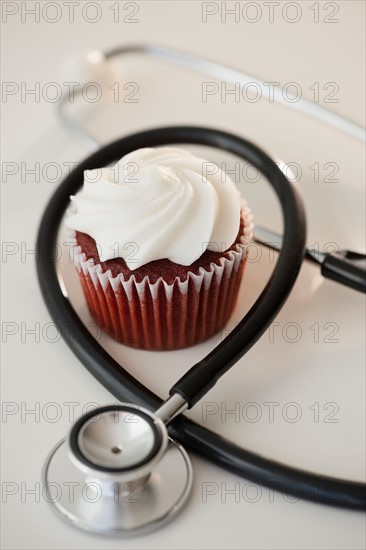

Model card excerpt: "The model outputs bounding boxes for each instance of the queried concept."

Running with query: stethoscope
[36,44,366,536]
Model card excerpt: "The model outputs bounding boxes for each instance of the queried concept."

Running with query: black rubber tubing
[36,126,366,510]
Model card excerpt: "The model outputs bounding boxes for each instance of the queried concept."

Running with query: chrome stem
[155,394,188,425]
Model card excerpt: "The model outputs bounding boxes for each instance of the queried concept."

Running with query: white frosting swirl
[66,147,241,270]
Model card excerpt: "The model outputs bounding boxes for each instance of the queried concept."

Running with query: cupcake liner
[67,203,253,350]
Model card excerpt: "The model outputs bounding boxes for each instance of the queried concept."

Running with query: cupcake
[66,147,253,350]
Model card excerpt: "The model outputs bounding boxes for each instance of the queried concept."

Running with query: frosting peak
[66,147,241,269]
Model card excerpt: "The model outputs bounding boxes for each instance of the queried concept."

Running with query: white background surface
[1,1,366,549]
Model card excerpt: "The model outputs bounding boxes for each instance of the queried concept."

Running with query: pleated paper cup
[68,204,253,350]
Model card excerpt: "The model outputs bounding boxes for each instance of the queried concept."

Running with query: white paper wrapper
[68,204,253,350]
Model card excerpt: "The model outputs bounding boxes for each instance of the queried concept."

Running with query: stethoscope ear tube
[36,126,366,510]
[320,254,366,293]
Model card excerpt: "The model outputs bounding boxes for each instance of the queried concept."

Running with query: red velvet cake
[66,147,253,350]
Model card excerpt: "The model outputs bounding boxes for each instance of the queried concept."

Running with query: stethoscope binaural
[37,46,366,536]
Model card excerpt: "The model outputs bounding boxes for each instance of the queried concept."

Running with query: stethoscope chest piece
[42,405,193,536]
